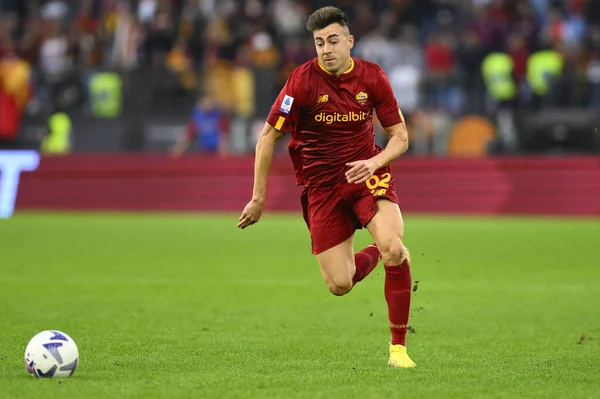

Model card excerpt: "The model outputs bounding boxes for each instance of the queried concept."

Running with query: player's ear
[348,34,354,49]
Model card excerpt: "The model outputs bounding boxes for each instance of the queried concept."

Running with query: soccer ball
[24,330,79,378]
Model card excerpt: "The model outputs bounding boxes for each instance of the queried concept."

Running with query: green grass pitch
[1,212,599,398]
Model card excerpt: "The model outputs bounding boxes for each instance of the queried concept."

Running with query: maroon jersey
[266,57,403,187]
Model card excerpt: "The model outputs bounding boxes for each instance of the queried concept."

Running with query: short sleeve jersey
[266,57,403,187]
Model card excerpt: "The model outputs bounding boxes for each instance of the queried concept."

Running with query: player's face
[313,23,354,76]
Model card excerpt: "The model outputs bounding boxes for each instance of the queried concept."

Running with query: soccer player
[238,6,415,368]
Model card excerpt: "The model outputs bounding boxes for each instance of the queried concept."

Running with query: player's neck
[335,58,353,77]
[319,57,353,77]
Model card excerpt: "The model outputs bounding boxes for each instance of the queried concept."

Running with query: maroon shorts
[301,170,400,255]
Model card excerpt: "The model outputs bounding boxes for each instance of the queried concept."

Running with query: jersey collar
[317,57,355,78]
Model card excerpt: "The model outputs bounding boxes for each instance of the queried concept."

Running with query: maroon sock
[384,258,412,346]
[352,244,381,285]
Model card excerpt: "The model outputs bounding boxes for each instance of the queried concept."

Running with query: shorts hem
[360,194,401,227]
[312,230,355,255]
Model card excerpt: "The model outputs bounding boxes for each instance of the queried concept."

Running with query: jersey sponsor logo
[317,94,329,104]
[315,111,370,124]
[280,95,294,114]
[356,91,368,104]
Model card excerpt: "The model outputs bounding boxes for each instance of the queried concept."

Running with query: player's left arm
[370,117,409,165]
[346,68,408,184]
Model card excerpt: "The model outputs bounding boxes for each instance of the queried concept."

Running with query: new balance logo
[317,94,329,103]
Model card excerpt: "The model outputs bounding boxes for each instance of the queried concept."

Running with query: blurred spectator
[73,0,103,68]
[170,94,229,158]
[0,39,32,148]
[111,3,142,71]
[166,37,198,92]
[409,108,452,156]
[466,2,509,52]
[0,0,597,156]
[41,108,72,155]
[272,0,307,38]
[526,44,564,108]
[354,27,398,74]
[38,16,70,79]
[248,30,280,123]
[423,31,455,109]
[586,52,600,107]
[279,36,312,81]
[231,45,255,119]
[540,6,585,47]
[585,0,600,27]
[456,29,485,114]
[506,34,529,87]
[509,1,539,50]
[549,43,584,107]
[141,9,175,67]
[137,0,157,25]
[388,27,422,122]
[229,45,255,153]
[481,51,517,109]
[88,71,122,118]
[562,4,586,47]
[40,1,69,21]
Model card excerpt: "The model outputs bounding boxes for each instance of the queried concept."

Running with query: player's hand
[237,199,265,229]
[345,159,380,184]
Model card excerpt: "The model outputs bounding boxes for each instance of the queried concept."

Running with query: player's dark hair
[306,6,350,32]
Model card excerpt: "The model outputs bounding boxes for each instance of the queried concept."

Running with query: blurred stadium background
[1,1,600,398]
[2,0,600,154]
[0,0,599,215]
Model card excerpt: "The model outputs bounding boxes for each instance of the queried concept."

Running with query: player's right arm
[238,67,305,229]
[237,123,285,229]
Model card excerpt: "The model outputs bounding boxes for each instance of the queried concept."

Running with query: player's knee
[379,239,407,266]
[326,277,353,296]
[327,283,352,296]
